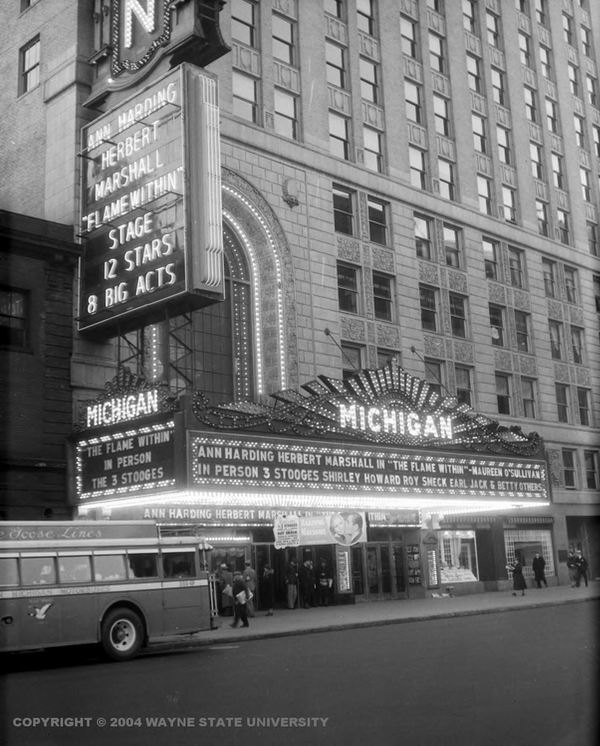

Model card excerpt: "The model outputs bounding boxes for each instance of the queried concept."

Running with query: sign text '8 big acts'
[79,64,223,335]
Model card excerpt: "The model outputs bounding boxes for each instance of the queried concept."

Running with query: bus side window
[163,552,196,578]
[94,554,127,582]
[21,557,57,585]
[128,553,158,578]
[0,557,19,586]
[58,556,92,584]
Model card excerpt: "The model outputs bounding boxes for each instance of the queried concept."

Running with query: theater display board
[78,63,223,335]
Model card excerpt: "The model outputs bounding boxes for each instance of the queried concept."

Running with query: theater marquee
[78,63,223,335]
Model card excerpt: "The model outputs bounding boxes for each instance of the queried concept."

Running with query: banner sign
[79,63,223,335]
[0,522,158,543]
[189,432,548,501]
[335,546,353,594]
[75,418,177,500]
[273,512,367,549]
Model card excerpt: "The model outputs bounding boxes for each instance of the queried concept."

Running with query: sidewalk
[159,581,600,650]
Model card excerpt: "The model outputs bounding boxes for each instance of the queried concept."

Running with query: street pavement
[158,580,600,650]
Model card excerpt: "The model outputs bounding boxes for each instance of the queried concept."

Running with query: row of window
[0,549,197,587]
[562,449,599,491]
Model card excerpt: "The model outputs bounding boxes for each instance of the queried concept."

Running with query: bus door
[18,554,61,649]
[161,548,207,633]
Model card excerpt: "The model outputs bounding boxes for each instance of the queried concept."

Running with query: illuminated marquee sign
[189,433,549,502]
[339,403,452,441]
[79,63,223,335]
[85,389,160,428]
[75,419,178,500]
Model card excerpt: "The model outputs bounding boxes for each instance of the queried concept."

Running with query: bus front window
[163,552,196,578]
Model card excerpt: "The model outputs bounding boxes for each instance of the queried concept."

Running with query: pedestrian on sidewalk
[262,564,275,616]
[230,570,250,628]
[574,551,589,587]
[219,563,233,616]
[507,559,527,596]
[567,550,579,587]
[316,558,333,607]
[285,559,298,609]
[532,552,548,588]
[299,559,316,608]
[243,559,257,617]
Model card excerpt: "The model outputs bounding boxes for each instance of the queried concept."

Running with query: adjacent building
[1,0,599,603]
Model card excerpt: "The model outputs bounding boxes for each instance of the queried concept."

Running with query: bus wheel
[101,608,143,661]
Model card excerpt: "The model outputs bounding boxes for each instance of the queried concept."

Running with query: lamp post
[198,538,213,571]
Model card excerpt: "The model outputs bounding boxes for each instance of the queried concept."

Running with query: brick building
[1,0,599,597]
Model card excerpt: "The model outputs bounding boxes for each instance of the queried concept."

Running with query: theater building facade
[71,362,552,605]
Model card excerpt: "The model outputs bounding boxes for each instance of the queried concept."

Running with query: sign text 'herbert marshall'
[79,64,223,335]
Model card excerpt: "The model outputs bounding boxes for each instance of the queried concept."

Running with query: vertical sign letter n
[124,0,157,48]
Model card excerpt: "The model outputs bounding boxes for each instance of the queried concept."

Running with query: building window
[360,57,379,103]
[231,0,257,47]
[324,0,343,19]
[329,111,350,160]
[542,258,556,297]
[540,46,552,79]
[577,388,590,426]
[556,383,570,423]
[0,287,28,348]
[405,80,422,123]
[377,348,398,368]
[337,263,360,314]
[429,32,445,73]
[333,185,354,235]
[477,176,492,215]
[400,16,418,58]
[557,209,569,245]
[414,215,432,261]
[467,55,482,94]
[587,223,598,257]
[427,0,443,11]
[518,33,531,67]
[564,267,578,304]
[409,147,427,189]
[534,0,546,25]
[472,113,486,153]
[495,373,511,415]
[524,87,537,122]
[545,99,558,133]
[486,10,500,47]
[571,326,584,364]
[489,304,504,346]
[508,247,525,288]
[364,127,383,173]
[551,153,564,189]
[562,449,577,488]
[536,200,549,237]
[274,89,298,139]
[455,365,473,407]
[574,116,585,148]
[483,238,498,280]
[19,36,40,94]
[357,0,375,36]
[491,68,505,105]
[443,225,461,268]
[516,0,528,13]
[521,377,537,418]
[581,26,592,57]
[424,359,444,398]
[232,71,258,123]
[514,311,531,353]
[497,126,511,165]
[449,293,467,338]
[463,0,477,33]
[372,272,393,321]
[341,344,362,379]
[502,186,516,223]
[367,196,387,244]
[433,95,451,137]
[568,63,579,96]
[549,320,562,359]
[420,285,438,332]
[586,75,598,107]
[594,126,600,157]
[438,160,455,200]
[580,168,591,202]
[530,142,543,179]
[584,451,598,490]
[272,13,294,65]
[326,41,346,88]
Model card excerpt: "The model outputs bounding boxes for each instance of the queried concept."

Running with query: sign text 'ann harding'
[338,404,453,440]
[86,390,159,428]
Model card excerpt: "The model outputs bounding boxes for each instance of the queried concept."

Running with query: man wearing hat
[231,570,250,628]
[218,563,233,616]
[243,559,257,617]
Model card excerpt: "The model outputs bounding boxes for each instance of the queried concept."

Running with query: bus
[0,521,215,661]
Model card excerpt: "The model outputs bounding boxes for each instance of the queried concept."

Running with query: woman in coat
[507,560,527,596]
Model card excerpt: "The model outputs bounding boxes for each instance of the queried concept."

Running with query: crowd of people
[214,556,335,627]
[507,549,589,597]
